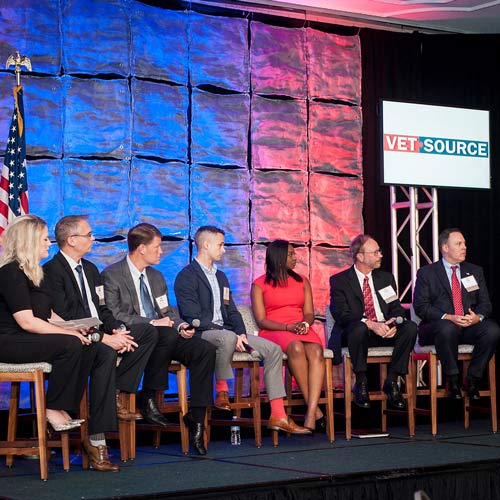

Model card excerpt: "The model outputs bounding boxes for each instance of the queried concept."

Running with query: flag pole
[5,51,32,86]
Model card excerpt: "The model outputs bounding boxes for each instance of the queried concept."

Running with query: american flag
[0,85,28,234]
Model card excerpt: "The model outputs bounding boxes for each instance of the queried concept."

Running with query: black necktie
[75,264,92,317]
[140,274,157,319]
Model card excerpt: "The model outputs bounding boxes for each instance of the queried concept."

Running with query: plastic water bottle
[230,416,241,445]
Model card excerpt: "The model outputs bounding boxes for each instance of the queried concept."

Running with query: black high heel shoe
[315,416,326,433]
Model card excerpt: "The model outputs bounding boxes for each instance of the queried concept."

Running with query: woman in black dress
[0,214,90,431]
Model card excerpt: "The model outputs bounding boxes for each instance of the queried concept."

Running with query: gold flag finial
[5,51,32,86]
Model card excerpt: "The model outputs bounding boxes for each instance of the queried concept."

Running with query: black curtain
[360,30,500,313]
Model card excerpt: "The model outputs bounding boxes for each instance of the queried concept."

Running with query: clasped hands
[288,321,310,335]
[445,308,480,328]
[367,318,397,338]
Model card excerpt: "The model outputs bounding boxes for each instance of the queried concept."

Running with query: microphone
[243,342,260,359]
[181,319,201,330]
[87,328,103,342]
[387,316,404,326]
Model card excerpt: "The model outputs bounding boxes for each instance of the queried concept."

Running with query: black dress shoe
[183,412,207,456]
[140,398,170,426]
[447,384,463,400]
[352,381,371,409]
[463,380,481,400]
[383,380,406,409]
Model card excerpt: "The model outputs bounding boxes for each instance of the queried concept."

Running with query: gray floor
[2,420,500,500]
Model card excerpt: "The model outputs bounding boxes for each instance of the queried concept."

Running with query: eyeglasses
[360,249,382,256]
[70,232,93,238]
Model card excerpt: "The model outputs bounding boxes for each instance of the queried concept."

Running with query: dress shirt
[195,258,224,326]
[126,255,155,317]
[442,258,462,287]
[60,250,99,318]
[354,265,385,322]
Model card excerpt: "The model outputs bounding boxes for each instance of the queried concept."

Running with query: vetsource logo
[384,134,489,158]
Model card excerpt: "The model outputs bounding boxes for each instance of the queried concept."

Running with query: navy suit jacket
[413,260,492,324]
[174,260,246,335]
[328,265,407,363]
[43,251,122,333]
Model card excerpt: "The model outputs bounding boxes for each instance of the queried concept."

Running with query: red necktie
[363,276,377,321]
[451,265,463,315]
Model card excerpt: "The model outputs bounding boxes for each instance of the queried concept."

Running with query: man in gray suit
[101,223,215,455]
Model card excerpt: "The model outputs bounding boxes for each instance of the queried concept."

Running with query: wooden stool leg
[488,356,497,433]
[79,386,89,469]
[324,359,335,442]
[177,367,190,455]
[118,393,130,462]
[429,354,438,436]
[380,363,387,433]
[128,394,136,460]
[6,381,20,468]
[344,357,352,441]
[33,371,48,481]
[61,432,70,471]
[250,362,262,448]
[406,360,415,437]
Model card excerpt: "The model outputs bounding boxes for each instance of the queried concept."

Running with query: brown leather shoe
[116,392,143,421]
[83,439,120,472]
[214,391,231,411]
[267,416,312,435]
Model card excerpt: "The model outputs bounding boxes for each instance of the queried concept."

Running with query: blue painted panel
[218,245,252,306]
[64,76,131,158]
[155,240,190,304]
[0,75,63,157]
[131,80,188,161]
[29,159,64,235]
[61,0,130,76]
[191,89,249,167]
[190,165,250,244]
[0,0,61,75]
[190,12,249,92]
[130,159,189,238]
[130,4,188,84]
[63,159,130,237]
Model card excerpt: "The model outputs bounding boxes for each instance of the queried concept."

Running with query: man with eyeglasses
[328,234,417,409]
[43,215,159,471]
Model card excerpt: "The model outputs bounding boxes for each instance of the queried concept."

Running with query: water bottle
[230,416,241,445]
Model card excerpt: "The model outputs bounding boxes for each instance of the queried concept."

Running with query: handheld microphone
[87,327,103,342]
[181,319,201,330]
[243,342,260,359]
[388,316,404,326]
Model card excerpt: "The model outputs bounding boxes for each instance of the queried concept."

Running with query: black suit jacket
[174,260,246,334]
[413,260,492,324]
[43,251,122,333]
[328,265,407,363]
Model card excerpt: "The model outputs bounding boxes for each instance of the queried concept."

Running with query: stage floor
[2,419,500,500]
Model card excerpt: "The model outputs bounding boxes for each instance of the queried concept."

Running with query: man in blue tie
[102,223,215,455]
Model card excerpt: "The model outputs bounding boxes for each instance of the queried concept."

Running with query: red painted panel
[310,173,364,246]
[251,170,310,243]
[309,102,362,175]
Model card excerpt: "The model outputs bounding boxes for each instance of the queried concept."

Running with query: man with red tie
[413,228,500,399]
[329,234,417,409]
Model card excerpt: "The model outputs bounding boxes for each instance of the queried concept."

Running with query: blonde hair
[0,214,47,286]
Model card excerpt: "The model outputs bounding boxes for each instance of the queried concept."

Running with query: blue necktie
[75,264,92,317]
[140,274,157,319]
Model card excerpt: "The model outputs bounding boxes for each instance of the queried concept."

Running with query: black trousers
[418,319,500,379]
[0,331,82,411]
[151,326,216,409]
[342,320,417,376]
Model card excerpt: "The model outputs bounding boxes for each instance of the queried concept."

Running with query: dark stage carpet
[2,420,500,500]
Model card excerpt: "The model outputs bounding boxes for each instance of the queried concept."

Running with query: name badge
[378,285,398,303]
[461,275,479,292]
[155,294,169,310]
[223,286,230,305]
[95,285,105,305]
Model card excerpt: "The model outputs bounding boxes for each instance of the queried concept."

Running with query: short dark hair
[265,239,302,287]
[438,228,463,253]
[128,223,162,252]
[55,215,88,247]
[194,225,225,248]
[350,234,374,263]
